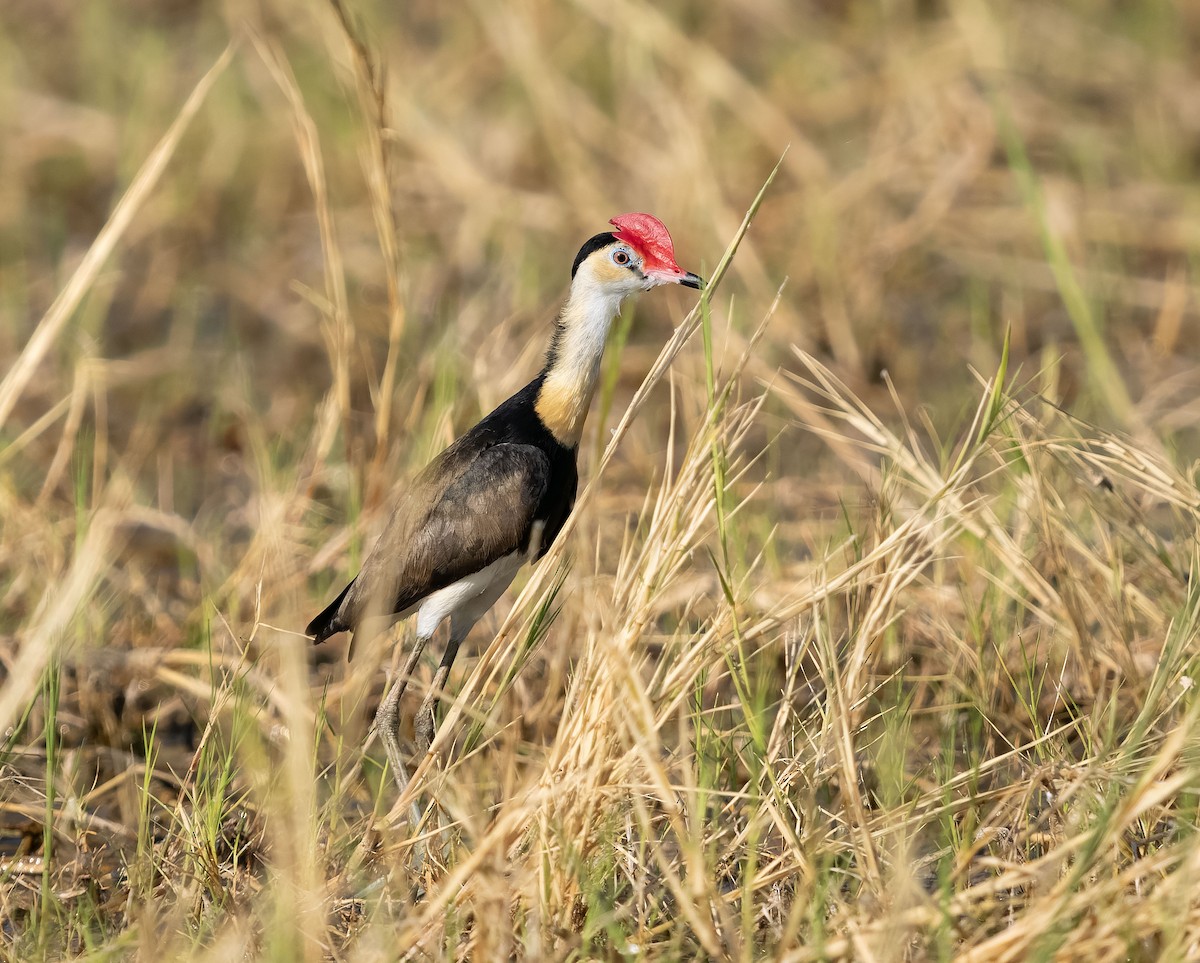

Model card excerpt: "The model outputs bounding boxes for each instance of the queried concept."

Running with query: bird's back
[307,374,578,645]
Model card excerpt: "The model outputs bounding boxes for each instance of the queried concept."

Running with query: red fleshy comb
[610,212,685,275]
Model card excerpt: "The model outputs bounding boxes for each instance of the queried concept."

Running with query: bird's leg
[409,627,468,869]
[374,631,429,828]
[414,632,465,756]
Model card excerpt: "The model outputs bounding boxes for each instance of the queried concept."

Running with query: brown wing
[330,442,552,639]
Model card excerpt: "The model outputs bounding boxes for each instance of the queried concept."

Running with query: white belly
[414,552,524,641]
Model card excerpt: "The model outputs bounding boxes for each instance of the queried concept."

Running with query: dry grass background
[3,0,1200,959]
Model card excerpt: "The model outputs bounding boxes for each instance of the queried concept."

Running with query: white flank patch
[415,552,524,640]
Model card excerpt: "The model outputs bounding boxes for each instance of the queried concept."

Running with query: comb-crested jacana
[307,213,702,803]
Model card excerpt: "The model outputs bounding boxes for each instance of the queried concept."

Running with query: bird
[306,213,702,803]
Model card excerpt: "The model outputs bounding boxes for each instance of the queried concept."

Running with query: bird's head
[570,213,703,298]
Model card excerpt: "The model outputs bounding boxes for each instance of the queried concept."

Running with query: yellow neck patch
[535,377,596,447]
[534,255,635,446]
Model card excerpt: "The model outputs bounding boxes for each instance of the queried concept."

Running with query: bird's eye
[612,249,631,266]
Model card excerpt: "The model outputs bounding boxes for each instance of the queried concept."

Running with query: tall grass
[3,0,1200,959]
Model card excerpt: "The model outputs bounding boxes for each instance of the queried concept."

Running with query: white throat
[536,267,637,446]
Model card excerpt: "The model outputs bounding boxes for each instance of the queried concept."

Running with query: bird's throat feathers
[536,278,626,447]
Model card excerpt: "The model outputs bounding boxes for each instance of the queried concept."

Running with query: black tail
[306,579,354,644]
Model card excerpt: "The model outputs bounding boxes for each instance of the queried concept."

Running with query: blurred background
[4,0,1200,956]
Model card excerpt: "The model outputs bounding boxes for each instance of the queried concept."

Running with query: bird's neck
[535,281,626,448]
